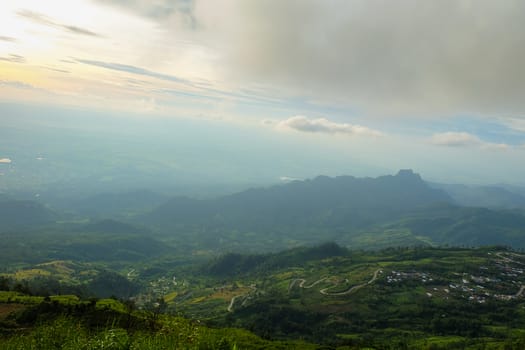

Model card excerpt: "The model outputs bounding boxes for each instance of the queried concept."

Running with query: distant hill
[205,242,348,277]
[142,170,452,230]
[60,189,168,218]
[0,197,57,232]
[431,183,525,209]
[501,184,525,198]
[389,203,525,247]
[0,224,170,265]
[134,170,461,251]
[133,171,525,251]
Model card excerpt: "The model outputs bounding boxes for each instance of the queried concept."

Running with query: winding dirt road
[229,269,381,312]
[288,277,328,292]
[320,269,381,296]
[227,295,243,312]
[227,284,257,312]
[289,269,381,296]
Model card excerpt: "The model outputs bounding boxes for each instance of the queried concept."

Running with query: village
[384,251,525,304]
[130,249,525,316]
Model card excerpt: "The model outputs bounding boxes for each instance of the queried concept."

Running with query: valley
[2,171,525,348]
[3,3,525,347]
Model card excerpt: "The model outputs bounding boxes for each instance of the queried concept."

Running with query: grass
[13,269,51,279]
[95,298,128,313]
[0,307,320,350]
[0,291,44,304]
[163,291,178,303]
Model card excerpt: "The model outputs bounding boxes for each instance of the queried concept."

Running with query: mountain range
[140,169,451,230]
[135,169,525,250]
[2,169,525,251]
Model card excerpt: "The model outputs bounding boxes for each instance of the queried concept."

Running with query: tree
[0,276,10,291]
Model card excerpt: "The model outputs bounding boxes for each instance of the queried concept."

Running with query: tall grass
[1,316,242,350]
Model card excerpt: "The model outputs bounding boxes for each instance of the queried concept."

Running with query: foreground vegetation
[4,245,525,349]
[0,292,317,349]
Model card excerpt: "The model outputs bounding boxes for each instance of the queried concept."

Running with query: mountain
[220,169,452,223]
[0,197,57,232]
[389,203,525,247]
[136,170,456,251]
[141,170,452,229]
[431,183,525,209]
[205,242,348,277]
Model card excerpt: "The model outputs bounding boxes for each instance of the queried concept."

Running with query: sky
[1,0,525,190]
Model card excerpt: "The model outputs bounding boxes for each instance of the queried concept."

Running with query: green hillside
[4,245,525,349]
[133,172,525,252]
[0,198,57,232]
[0,292,317,350]
[141,245,525,348]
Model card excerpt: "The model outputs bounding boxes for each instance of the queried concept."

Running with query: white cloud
[0,158,12,164]
[0,80,34,89]
[431,132,509,150]
[431,132,482,147]
[279,176,302,182]
[503,118,525,133]
[93,0,195,25]
[481,143,509,151]
[276,116,382,137]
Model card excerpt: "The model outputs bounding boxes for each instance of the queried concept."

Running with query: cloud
[276,116,382,137]
[0,158,12,164]
[76,58,187,83]
[483,143,510,151]
[41,66,71,74]
[0,80,34,89]
[60,59,78,64]
[93,0,196,27]
[0,36,16,42]
[147,0,525,118]
[431,132,482,147]
[431,132,509,150]
[0,54,26,63]
[76,58,286,106]
[280,176,302,182]
[503,118,525,133]
[10,2,525,121]
[17,10,102,37]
